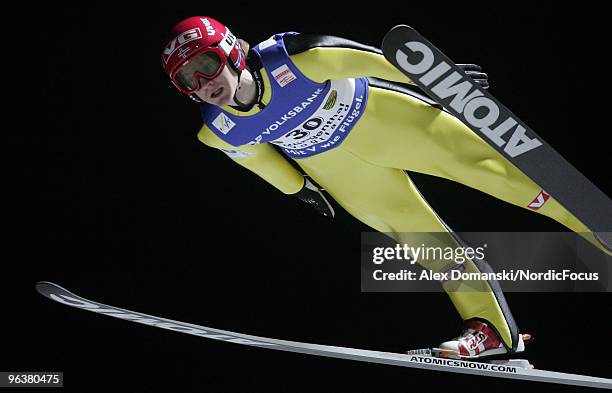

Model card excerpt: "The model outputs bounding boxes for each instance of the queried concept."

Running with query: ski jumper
[197,33,601,351]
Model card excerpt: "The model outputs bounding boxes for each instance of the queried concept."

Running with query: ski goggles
[171,47,227,94]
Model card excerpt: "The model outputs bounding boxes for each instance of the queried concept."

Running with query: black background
[8,1,610,392]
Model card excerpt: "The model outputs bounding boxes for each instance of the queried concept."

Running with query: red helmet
[161,16,246,100]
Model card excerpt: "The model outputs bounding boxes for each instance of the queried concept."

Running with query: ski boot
[434,319,531,359]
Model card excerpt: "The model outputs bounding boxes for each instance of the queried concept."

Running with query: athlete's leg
[344,86,606,252]
[298,146,521,351]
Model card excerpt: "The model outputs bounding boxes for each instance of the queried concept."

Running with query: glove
[294,177,335,218]
[457,64,489,89]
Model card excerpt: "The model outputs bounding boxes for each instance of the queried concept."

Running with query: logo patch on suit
[323,90,338,110]
[271,64,297,87]
[212,113,236,134]
[527,190,550,210]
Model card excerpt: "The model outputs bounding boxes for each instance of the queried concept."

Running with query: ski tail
[381,25,612,233]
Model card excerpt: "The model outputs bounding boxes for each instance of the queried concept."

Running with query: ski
[381,25,612,235]
[36,282,611,389]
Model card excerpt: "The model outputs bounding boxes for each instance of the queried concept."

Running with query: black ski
[381,25,612,234]
[36,282,612,389]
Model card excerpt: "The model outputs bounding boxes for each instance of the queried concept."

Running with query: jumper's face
[194,65,239,106]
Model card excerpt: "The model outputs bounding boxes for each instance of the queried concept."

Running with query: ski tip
[382,24,416,40]
[386,24,413,32]
[35,281,68,299]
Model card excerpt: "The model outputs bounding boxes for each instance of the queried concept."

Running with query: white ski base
[36,282,611,389]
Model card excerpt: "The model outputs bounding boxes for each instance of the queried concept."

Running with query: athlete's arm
[197,125,304,194]
[284,34,489,88]
[284,34,413,84]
